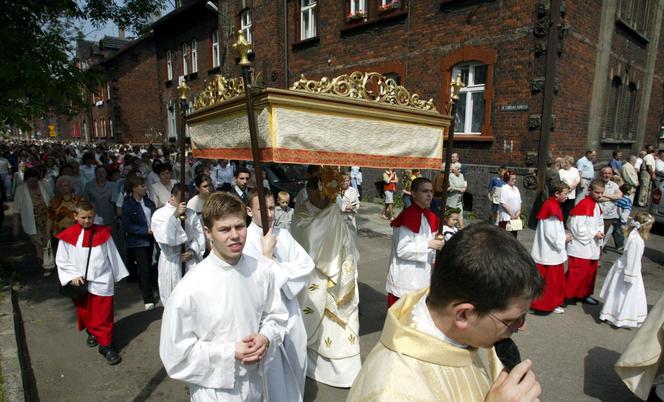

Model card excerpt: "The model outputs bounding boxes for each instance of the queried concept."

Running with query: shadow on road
[114,306,164,352]
[131,366,169,402]
[584,346,639,401]
[358,281,387,336]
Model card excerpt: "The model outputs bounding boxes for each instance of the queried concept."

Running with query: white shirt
[656,158,664,175]
[187,195,206,215]
[386,215,435,298]
[149,179,177,209]
[159,253,288,402]
[336,187,360,230]
[558,167,580,199]
[634,157,644,171]
[243,223,315,402]
[412,293,467,349]
[55,231,128,296]
[643,154,656,172]
[498,185,521,222]
[600,180,619,219]
[212,164,234,188]
[531,216,567,265]
[567,203,603,260]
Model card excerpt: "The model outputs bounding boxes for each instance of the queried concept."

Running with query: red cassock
[565,197,602,299]
[530,198,566,311]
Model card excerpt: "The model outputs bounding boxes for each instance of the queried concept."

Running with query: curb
[0,285,25,402]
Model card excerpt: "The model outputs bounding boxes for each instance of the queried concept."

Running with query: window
[350,0,367,16]
[191,39,198,73]
[381,0,399,6]
[101,118,106,137]
[106,81,110,100]
[604,76,638,140]
[211,31,220,68]
[617,0,654,38]
[94,120,98,138]
[451,63,487,134]
[109,119,114,138]
[167,101,177,141]
[182,42,190,76]
[166,50,173,81]
[301,0,317,40]
[241,10,252,44]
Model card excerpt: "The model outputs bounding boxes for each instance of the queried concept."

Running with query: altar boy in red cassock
[565,179,605,306]
[530,180,571,315]
[386,177,444,307]
[56,201,128,365]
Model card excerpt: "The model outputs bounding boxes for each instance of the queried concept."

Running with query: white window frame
[102,118,106,137]
[109,119,114,138]
[452,62,486,134]
[211,30,220,67]
[351,0,367,15]
[300,0,317,40]
[182,42,190,76]
[382,0,397,6]
[106,81,110,100]
[190,39,198,73]
[94,120,98,138]
[240,10,253,44]
[166,50,173,81]
[167,102,177,141]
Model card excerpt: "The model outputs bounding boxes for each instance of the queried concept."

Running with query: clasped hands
[235,333,270,364]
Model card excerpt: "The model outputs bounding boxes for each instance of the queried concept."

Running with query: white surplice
[159,252,288,402]
[151,203,206,305]
[566,203,603,260]
[599,229,647,328]
[56,233,128,296]
[292,202,362,388]
[243,223,315,402]
[531,217,567,265]
[386,215,436,298]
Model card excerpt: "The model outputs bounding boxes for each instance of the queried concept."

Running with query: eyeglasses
[488,312,526,333]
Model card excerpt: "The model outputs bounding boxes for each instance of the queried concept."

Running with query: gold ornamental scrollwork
[290,71,437,112]
[192,75,245,111]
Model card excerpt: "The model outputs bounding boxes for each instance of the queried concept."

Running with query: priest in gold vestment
[348,224,544,402]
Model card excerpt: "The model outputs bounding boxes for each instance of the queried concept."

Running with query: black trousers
[127,246,154,304]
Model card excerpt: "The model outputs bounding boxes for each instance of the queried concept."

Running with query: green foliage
[0,0,163,129]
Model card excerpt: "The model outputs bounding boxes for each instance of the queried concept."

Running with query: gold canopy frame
[186,71,452,170]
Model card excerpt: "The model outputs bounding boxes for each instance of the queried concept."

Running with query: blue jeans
[612,220,626,250]
[403,194,413,208]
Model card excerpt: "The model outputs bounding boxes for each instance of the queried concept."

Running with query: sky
[77,1,175,41]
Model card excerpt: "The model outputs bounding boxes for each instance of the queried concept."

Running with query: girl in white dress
[599,212,654,328]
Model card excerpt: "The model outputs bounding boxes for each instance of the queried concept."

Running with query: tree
[0,0,164,130]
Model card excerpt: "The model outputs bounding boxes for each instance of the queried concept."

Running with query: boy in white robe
[386,177,443,307]
[348,224,543,402]
[159,192,288,402]
[56,201,128,365]
[151,184,205,305]
[243,191,315,402]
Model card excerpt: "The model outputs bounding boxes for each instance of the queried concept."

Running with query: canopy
[186,72,452,170]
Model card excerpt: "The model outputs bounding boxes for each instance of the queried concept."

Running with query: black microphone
[494,338,521,372]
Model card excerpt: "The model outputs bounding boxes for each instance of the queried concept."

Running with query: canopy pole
[177,80,191,277]
[234,31,269,236]
[437,74,464,237]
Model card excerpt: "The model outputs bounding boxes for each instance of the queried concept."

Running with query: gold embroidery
[303,307,313,314]
[308,283,320,291]
[348,333,357,344]
[324,337,332,348]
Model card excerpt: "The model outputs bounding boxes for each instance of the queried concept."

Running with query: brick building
[56,0,664,217]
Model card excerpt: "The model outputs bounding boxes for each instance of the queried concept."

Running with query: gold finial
[177,80,190,101]
[450,73,464,102]
[233,30,252,67]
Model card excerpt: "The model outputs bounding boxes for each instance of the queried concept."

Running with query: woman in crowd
[558,155,581,225]
[47,175,83,252]
[13,168,54,275]
[498,169,522,238]
[446,162,467,228]
[186,173,213,216]
[122,176,157,310]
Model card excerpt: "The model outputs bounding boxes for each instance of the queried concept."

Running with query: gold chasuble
[347,289,503,402]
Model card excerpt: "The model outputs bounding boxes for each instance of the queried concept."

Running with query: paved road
[3,203,664,401]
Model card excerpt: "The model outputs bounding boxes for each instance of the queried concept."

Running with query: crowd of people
[3,139,664,401]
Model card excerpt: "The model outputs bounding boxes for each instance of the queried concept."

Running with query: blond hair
[625,212,654,241]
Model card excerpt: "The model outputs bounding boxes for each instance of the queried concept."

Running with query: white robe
[566,204,603,260]
[386,215,436,298]
[149,180,178,209]
[531,217,567,265]
[159,253,288,402]
[292,202,362,388]
[56,233,128,296]
[599,230,647,328]
[151,203,206,305]
[243,223,315,402]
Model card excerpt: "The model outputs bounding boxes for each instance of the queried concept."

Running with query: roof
[99,36,131,50]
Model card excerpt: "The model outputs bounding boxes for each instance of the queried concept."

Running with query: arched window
[621,82,638,140]
[604,76,622,138]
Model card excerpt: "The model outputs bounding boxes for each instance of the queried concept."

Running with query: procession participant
[638,145,656,207]
[576,149,596,204]
[599,213,652,328]
[337,172,360,241]
[274,191,294,231]
[232,166,251,205]
[244,190,315,402]
[159,192,288,402]
[292,175,361,388]
[151,184,205,305]
[212,159,234,192]
[294,165,323,207]
[441,207,461,242]
[598,165,623,249]
[149,163,178,209]
[55,201,128,365]
[347,224,543,402]
[386,177,443,307]
[530,180,570,315]
[84,166,116,228]
[565,179,605,305]
[186,173,213,216]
